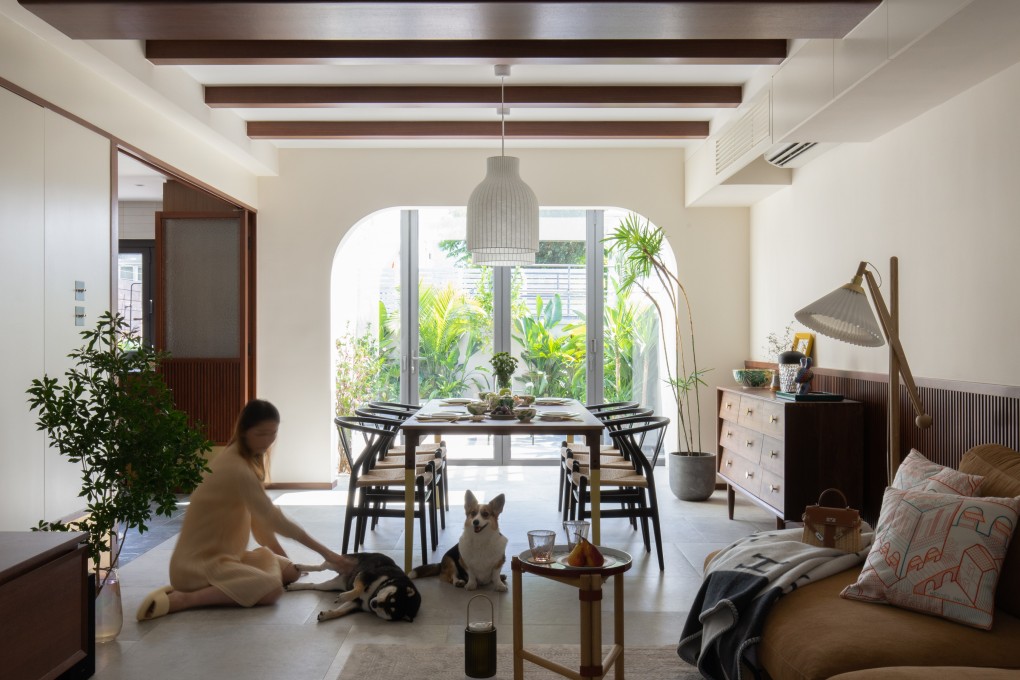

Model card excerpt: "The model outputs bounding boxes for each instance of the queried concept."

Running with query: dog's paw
[493,580,508,593]
[316,611,327,622]
[454,579,466,588]
[465,582,478,591]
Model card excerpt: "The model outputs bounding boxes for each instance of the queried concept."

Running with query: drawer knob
[769,484,779,493]
[726,431,733,438]
[745,440,754,447]
[769,415,778,424]
[745,470,754,479]
[725,460,733,467]
[726,403,732,409]
[745,408,753,415]
[769,450,779,458]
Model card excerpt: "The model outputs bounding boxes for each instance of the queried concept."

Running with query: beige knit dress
[169,444,309,607]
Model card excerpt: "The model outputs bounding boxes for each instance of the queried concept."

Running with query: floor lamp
[795,256,933,485]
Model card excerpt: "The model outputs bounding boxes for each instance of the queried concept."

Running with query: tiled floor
[98,465,774,680]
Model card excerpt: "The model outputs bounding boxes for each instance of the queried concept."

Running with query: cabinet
[0,532,92,680]
[716,387,863,528]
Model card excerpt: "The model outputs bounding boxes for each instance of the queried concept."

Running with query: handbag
[801,488,862,552]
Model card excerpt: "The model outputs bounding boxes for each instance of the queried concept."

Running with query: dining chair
[354,405,447,530]
[334,416,438,564]
[368,400,450,513]
[566,416,670,570]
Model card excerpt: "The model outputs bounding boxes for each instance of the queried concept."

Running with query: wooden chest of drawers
[716,387,864,528]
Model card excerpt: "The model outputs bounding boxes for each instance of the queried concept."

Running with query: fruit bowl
[733,368,773,388]
[514,394,536,406]
[514,407,537,423]
[466,401,488,416]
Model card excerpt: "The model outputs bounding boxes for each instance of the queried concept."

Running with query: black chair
[334,416,438,564]
[368,401,450,513]
[566,416,670,570]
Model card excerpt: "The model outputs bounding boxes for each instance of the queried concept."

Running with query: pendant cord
[500,75,505,157]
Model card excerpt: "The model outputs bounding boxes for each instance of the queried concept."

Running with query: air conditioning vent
[765,142,819,167]
[714,92,770,174]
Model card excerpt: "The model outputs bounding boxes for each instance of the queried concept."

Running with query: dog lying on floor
[409,490,508,591]
[287,552,421,622]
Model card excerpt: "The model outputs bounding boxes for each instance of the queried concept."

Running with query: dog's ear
[464,489,478,512]
[489,493,506,516]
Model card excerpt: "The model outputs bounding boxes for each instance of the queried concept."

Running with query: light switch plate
[75,306,85,326]
[74,280,86,301]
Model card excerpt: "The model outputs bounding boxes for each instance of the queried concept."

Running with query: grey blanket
[677,525,873,680]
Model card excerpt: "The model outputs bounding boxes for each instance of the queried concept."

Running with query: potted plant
[27,312,212,641]
[604,214,715,501]
[489,351,518,392]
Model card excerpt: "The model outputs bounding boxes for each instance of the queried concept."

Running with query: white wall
[0,90,111,530]
[750,60,1020,386]
[258,148,749,483]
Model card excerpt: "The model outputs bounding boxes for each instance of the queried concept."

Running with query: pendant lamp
[466,65,539,266]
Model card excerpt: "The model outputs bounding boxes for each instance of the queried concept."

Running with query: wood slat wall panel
[745,362,1020,522]
[160,358,243,444]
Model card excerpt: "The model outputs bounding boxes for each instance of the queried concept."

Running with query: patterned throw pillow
[893,449,984,496]
[841,487,1019,629]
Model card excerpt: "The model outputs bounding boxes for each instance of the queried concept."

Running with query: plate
[555,554,618,569]
[541,410,578,416]
[430,410,463,416]
[535,398,570,405]
[488,413,517,420]
[439,398,473,405]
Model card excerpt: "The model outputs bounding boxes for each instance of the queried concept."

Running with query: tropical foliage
[512,294,585,398]
[604,213,708,453]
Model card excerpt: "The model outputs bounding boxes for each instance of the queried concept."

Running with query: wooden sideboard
[0,532,92,680]
[717,387,864,528]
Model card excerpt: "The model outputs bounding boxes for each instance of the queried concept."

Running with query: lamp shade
[794,281,884,347]
[466,156,539,267]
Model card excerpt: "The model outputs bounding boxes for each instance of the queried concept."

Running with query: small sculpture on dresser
[794,357,814,395]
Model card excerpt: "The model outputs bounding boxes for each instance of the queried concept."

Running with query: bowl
[514,394,536,406]
[514,407,537,422]
[733,368,773,388]
[466,401,488,416]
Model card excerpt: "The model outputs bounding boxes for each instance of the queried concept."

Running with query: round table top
[514,545,632,578]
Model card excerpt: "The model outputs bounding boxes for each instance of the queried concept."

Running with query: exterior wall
[257,148,750,483]
[749,61,1020,387]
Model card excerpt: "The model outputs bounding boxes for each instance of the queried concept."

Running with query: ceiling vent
[764,142,827,168]
[714,91,771,174]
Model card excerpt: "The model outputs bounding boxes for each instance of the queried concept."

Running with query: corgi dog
[287,552,421,622]
[410,490,508,591]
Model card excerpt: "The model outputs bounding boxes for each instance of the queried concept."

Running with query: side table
[512,546,632,680]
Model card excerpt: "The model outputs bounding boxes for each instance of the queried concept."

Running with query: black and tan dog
[287,552,421,622]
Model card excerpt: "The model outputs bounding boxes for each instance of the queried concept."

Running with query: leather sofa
[757,444,1020,680]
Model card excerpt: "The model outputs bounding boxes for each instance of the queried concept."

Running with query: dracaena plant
[27,311,211,593]
[604,213,709,454]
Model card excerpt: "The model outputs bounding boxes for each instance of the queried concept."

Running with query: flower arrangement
[489,352,518,391]
[763,323,795,363]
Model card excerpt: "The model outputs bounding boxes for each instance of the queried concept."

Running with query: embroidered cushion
[840,487,1019,629]
[893,449,984,496]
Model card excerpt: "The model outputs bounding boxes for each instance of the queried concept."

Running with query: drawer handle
[745,440,754,448]
[769,484,779,493]
[725,460,733,467]
[769,450,779,458]
[726,403,732,409]
[726,431,733,438]
[745,408,753,415]
[745,470,754,479]
[769,415,778,424]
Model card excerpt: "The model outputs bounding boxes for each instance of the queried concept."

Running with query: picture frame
[792,332,814,357]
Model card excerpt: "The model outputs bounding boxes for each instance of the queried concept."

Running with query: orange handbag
[801,488,862,552]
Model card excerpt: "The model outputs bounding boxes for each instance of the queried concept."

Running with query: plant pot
[668,451,717,502]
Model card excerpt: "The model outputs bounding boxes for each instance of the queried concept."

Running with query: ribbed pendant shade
[794,282,885,347]
[466,155,539,266]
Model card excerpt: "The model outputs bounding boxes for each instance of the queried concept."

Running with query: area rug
[337,644,701,679]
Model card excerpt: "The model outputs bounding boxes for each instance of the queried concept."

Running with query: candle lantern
[465,595,497,678]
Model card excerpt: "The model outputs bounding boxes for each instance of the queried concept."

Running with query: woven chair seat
[561,444,620,456]
[571,466,647,488]
[568,455,634,470]
[373,453,444,469]
[357,467,434,488]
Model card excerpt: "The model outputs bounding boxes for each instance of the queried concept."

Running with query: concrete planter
[668,451,717,501]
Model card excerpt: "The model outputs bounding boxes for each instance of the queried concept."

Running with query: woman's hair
[229,399,281,481]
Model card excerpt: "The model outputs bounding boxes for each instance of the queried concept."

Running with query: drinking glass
[527,530,556,563]
[562,520,590,550]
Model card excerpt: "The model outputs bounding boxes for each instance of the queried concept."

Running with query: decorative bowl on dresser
[716,387,864,529]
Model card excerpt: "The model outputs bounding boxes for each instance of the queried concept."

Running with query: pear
[565,539,587,567]
[584,540,605,567]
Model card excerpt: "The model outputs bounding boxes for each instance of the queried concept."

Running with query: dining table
[397,399,606,571]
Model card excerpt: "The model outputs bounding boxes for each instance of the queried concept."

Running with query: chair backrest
[368,401,420,414]
[355,405,407,423]
[334,416,399,477]
[585,401,639,414]
[607,416,670,473]
[598,406,653,423]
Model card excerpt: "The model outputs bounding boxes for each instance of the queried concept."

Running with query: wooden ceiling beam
[206,85,742,109]
[149,39,787,65]
[246,120,710,139]
[21,2,882,41]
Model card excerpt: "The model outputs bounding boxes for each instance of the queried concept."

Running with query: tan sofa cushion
[758,566,1020,680]
[960,444,1020,616]
[828,668,1020,680]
